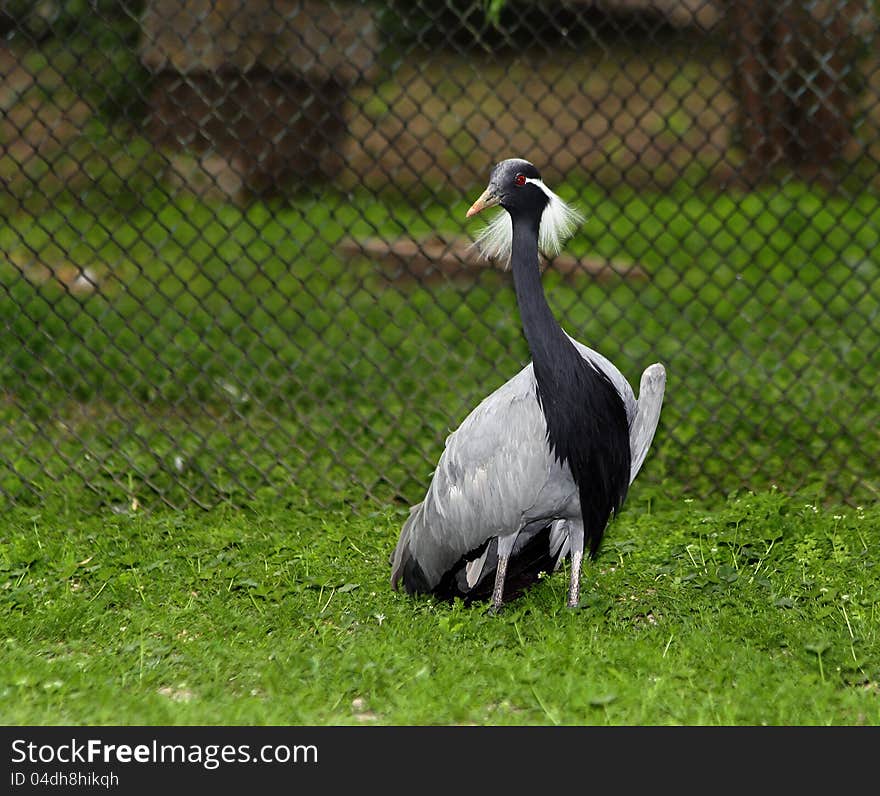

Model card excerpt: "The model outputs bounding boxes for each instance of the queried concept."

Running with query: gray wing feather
[629,363,666,483]
[391,363,563,589]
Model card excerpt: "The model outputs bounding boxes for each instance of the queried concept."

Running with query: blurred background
[0,0,877,512]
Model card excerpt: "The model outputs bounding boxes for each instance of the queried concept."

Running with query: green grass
[1,177,878,509]
[1,490,877,725]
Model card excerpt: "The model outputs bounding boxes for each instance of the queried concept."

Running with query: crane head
[467,158,583,265]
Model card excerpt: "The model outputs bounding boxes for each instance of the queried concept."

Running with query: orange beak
[466,186,501,218]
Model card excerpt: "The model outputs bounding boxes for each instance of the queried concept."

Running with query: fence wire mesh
[0,0,877,511]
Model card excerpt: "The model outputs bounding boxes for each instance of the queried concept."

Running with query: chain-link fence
[0,0,877,511]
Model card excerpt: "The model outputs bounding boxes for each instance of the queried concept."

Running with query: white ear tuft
[471,210,513,267]
[536,184,584,258]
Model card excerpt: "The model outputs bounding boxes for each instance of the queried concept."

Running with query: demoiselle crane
[391,158,666,611]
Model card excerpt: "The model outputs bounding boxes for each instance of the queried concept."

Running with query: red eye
[514,173,526,186]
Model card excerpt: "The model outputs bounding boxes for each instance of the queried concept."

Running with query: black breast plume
[534,345,631,557]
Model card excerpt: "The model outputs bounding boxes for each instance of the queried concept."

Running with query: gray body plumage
[390,337,665,594]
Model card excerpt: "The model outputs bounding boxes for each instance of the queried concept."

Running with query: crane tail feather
[629,363,666,484]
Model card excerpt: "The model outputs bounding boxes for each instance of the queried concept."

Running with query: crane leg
[567,521,585,608]
[490,532,518,613]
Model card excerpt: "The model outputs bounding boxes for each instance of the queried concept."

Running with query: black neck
[509,212,572,369]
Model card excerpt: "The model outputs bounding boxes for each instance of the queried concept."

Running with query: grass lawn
[1,489,877,725]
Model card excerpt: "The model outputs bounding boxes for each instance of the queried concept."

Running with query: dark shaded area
[727,0,865,185]
[377,0,684,53]
[146,70,350,195]
[430,525,558,606]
